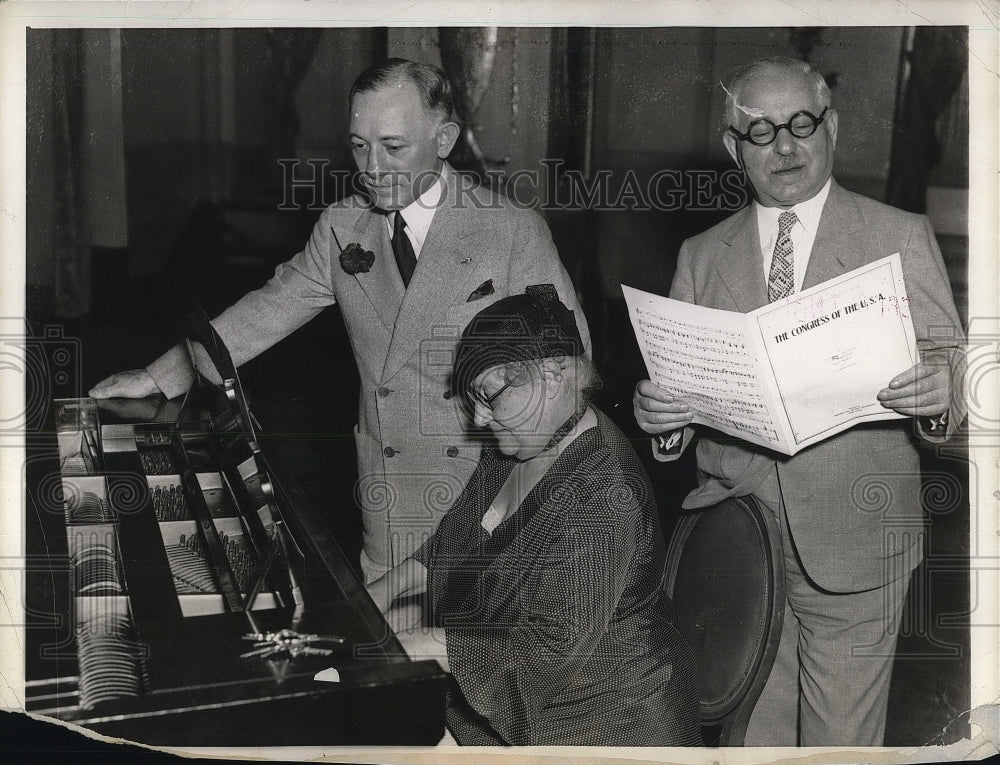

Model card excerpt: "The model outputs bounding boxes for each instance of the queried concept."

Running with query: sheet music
[624,254,917,455]
[627,291,785,450]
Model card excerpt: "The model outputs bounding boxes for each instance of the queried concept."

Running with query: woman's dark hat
[452,284,583,399]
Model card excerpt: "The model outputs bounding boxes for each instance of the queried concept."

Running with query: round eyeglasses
[729,106,830,147]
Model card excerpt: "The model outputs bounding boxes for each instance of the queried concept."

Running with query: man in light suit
[633,57,964,746]
[90,59,589,582]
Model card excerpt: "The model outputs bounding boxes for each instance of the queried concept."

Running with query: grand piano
[22,311,447,746]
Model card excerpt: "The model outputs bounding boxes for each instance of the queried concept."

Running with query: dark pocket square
[466,279,495,302]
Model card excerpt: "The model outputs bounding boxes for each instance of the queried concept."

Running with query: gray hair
[349,58,454,123]
[496,355,603,404]
[722,56,831,130]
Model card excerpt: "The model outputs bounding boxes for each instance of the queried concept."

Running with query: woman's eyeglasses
[469,382,511,411]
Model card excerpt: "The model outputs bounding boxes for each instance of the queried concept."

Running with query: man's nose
[773,127,797,155]
[362,146,383,175]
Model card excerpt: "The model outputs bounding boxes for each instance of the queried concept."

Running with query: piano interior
[25,347,447,746]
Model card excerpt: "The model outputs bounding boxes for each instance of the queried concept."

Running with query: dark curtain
[266,28,323,168]
[438,26,499,178]
[49,30,91,317]
[886,27,968,213]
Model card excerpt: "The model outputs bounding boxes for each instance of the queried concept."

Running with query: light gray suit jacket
[660,180,964,592]
[148,166,590,573]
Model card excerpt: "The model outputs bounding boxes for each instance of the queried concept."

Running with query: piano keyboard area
[55,401,280,710]
[28,393,447,745]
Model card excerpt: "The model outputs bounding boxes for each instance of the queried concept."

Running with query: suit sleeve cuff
[915,347,967,443]
[651,426,694,462]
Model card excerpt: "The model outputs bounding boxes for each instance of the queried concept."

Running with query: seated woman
[367,284,701,747]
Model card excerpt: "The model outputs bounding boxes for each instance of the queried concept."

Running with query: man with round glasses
[634,57,965,746]
[732,106,829,146]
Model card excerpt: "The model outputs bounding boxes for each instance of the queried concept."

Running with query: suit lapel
[381,173,482,382]
[714,181,865,311]
[801,180,865,289]
[715,206,769,312]
[349,207,404,333]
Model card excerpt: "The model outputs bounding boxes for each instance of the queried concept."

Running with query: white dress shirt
[755,177,832,292]
[385,164,447,259]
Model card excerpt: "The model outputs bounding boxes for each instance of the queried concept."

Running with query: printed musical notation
[633,305,781,444]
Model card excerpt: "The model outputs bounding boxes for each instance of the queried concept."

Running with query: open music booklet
[623,253,917,456]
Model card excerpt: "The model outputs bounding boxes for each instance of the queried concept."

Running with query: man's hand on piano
[89,369,161,400]
[93,396,164,422]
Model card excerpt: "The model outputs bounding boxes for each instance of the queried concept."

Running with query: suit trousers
[744,467,911,746]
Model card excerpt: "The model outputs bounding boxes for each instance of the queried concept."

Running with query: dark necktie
[391,212,416,288]
[767,210,798,302]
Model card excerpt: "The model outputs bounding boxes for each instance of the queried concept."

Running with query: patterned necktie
[391,212,416,287]
[767,209,798,302]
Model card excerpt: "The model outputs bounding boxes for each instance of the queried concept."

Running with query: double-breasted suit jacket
[661,180,964,593]
[147,166,590,574]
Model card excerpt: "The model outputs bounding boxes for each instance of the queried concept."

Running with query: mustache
[770,157,804,172]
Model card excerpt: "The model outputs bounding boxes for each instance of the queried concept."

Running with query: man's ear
[824,108,839,149]
[723,131,741,168]
[436,121,461,158]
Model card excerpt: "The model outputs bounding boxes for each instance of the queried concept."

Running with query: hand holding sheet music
[624,253,917,456]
